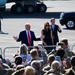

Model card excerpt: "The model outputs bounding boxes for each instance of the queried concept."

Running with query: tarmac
[0,0,75,60]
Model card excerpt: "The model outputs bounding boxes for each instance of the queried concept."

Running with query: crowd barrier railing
[3,45,57,62]
[3,47,19,61]
[71,44,75,53]
[2,44,75,63]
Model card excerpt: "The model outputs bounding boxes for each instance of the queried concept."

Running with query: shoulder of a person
[27,54,30,56]
[47,72,55,75]
[42,29,45,30]
[11,69,24,75]
[20,30,26,34]
[54,24,59,27]
[30,30,34,32]
[19,54,24,56]
[43,65,50,70]
[3,63,10,69]
[54,24,58,26]
[65,68,72,73]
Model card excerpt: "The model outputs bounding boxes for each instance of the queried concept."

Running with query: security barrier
[1,44,75,62]
[3,45,56,62]
[71,44,75,53]
[3,46,34,62]
[3,47,20,62]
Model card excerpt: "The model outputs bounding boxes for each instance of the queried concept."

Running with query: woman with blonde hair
[14,44,31,66]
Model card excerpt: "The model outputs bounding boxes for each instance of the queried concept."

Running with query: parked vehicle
[59,12,75,29]
[0,0,47,14]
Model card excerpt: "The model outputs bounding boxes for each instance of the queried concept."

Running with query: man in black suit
[50,18,62,45]
[13,23,41,46]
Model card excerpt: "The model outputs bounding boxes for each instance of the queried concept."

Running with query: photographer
[58,38,75,58]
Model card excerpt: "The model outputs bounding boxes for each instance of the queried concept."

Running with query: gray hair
[51,60,61,70]
[19,44,28,54]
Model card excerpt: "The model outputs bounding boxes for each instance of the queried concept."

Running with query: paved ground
[0,0,75,60]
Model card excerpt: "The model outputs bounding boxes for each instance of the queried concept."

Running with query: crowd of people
[0,17,75,75]
[0,39,75,75]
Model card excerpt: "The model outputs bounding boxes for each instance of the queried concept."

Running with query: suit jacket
[51,25,62,45]
[17,30,40,46]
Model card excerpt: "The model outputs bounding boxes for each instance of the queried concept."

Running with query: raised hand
[13,36,18,41]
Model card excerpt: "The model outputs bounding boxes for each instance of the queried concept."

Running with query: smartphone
[55,56,61,62]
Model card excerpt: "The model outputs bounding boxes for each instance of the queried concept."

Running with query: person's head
[55,48,65,60]
[34,46,39,50]
[12,68,25,75]
[60,38,68,49]
[19,44,28,54]
[44,22,50,30]
[23,66,35,75]
[48,54,55,66]
[15,56,22,66]
[5,68,15,75]
[31,60,42,71]
[38,44,44,51]
[70,56,75,68]
[33,46,42,58]
[50,18,55,25]
[25,23,31,30]
[30,49,38,59]
[50,60,61,72]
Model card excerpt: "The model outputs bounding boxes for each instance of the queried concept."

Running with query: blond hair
[24,66,35,75]
[19,44,28,54]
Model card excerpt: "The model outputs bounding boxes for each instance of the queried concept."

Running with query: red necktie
[28,31,32,46]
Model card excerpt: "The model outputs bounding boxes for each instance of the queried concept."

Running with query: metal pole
[0,19,1,31]
[0,14,8,34]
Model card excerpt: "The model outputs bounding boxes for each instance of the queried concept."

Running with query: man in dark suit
[50,18,62,45]
[13,23,41,46]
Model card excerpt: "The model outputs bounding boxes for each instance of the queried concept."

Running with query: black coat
[17,30,40,46]
[51,25,62,45]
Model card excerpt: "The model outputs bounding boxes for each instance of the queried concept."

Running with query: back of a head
[70,56,75,66]
[30,49,37,58]
[51,60,61,71]
[15,56,22,65]
[31,60,41,71]
[56,48,65,60]
[24,66,35,75]
[20,44,28,54]
[48,54,55,62]
[33,46,42,57]
[11,68,25,75]
[61,38,68,45]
